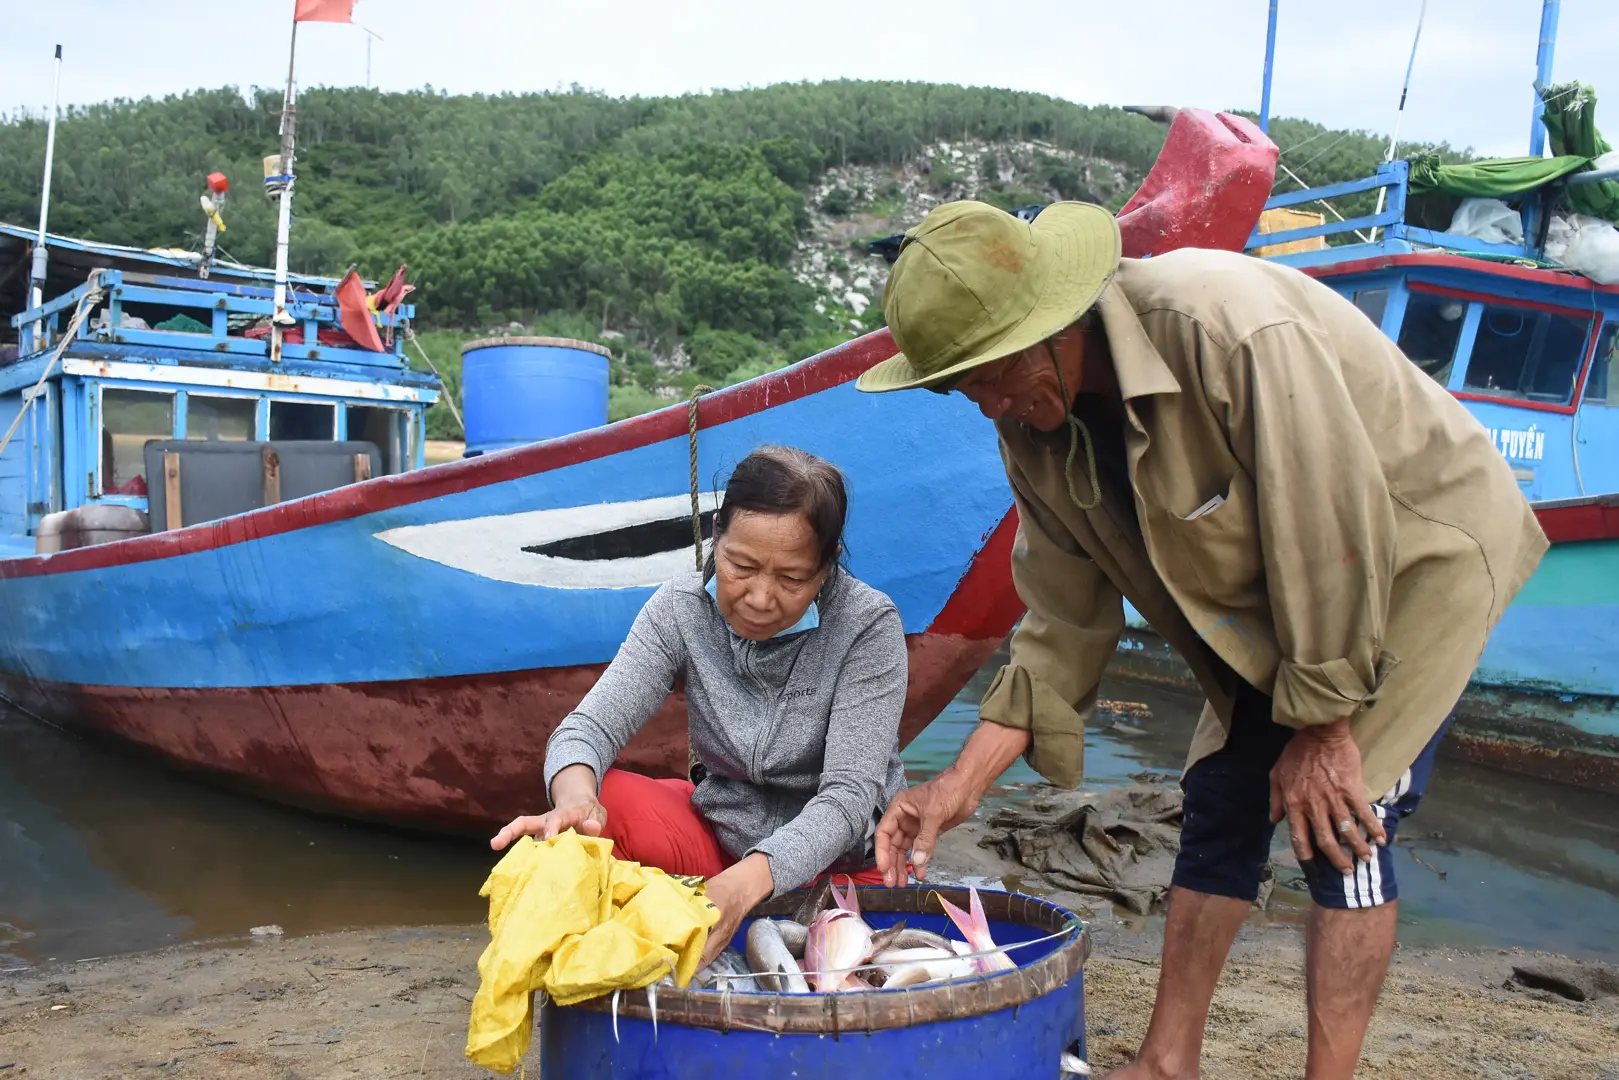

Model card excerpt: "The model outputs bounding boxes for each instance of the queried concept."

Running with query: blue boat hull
[0,334,1027,830]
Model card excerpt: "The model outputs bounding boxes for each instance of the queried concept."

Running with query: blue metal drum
[539,886,1089,1079]
[459,335,611,455]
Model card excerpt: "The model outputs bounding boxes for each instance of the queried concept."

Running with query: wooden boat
[0,109,1279,830]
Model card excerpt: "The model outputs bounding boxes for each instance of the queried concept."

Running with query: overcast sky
[0,1,1607,161]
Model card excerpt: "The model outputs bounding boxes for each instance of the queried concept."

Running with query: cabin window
[1352,289,1389,328]
[186,395,256,441]
[1395,292,1466,385]
[1586,324,1616,405]
[270,400,337,441]
[1463,302,1589,405]
[100,387,175,497]
[346,405,410,475]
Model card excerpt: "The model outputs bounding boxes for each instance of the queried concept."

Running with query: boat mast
[270,8,301,362]
[1258,0,1279,134]
[1369,0,1428,242]
[29,44,64,316]
[1529,0,1560,157]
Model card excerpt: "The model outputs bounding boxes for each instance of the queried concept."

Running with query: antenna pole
[1259,0,1279,133]
[357,24,383,89]
[29,44,64,315]
[1370,0,1427,243]
[270,10,299,361]
[1529,0,1561,157]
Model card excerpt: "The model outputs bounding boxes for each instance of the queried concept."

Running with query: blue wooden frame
[11,270,417,371]
[1246,160,1539,260]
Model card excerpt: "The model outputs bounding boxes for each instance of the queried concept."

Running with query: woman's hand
[489,764,606,851]
[697,853,775,969]
[1268,718,1386,874]
[489,799,607,851]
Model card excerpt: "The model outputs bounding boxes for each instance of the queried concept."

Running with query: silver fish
[692,947,753,990]
[887,927,955,952]
[1059,1050,1091,1075]
[772,919,808,957]
[872,945,975,987]
[745,919,810,993]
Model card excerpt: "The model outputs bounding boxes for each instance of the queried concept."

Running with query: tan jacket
[979,249,1548,800]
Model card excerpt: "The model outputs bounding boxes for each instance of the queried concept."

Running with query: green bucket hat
[855,200,1121,393]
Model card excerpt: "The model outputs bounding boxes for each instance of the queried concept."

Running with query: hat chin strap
[1047,342,1101,512]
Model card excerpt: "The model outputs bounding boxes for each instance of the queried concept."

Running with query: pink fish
[804,906,873,992]
[937,887,1016,974]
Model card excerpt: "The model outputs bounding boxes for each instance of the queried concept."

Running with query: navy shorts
[1171,681,1451,910]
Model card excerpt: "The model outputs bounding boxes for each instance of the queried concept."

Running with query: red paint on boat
[0,630,1006,833]
[1117,108,1279,257]
[1535,495,1619,544]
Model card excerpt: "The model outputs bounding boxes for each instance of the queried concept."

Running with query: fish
[937,887,1016,974]
[804,907,873,992]
[1059,1049,1091,1075]
[872,945,976,988]
[745,919,810,993]
[886,926,955,952]
[792,876,835,925]
[777,916,927,960]
[692,947,754,990]
[772,919,808,957]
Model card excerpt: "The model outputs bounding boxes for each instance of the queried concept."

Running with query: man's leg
[1295,718,1449,1080]
[1115,887,1252,1078]
[1107,685,1290,1079]
[1303,902,1398,1078]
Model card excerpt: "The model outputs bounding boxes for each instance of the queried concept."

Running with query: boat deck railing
[1244,158,1619,265]
[10,268,413,371]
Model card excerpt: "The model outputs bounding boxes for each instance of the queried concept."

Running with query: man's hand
[697,854,774,969]
[1268,718,1387,874]
[875,769,981,886]
[877,720,1032,886]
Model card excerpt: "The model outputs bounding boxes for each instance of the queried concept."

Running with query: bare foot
[1098,1056,1194,1080]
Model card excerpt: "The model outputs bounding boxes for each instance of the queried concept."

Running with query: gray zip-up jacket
[542,568,909,897]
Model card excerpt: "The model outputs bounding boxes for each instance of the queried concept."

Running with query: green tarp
[1405,81,1619,224]
[1407,153,1590,199]
[1539,81,1619,221]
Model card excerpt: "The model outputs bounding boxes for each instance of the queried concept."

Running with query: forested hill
[0,81,1466,434]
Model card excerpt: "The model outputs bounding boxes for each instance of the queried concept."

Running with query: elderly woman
[491,444,908,963]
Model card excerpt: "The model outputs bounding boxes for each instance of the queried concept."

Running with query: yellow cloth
[464,830,720,1074]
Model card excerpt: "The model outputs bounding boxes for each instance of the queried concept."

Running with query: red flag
[334,269,385,352]
[294,0,356,23]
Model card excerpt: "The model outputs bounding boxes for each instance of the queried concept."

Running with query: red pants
[598,768,885,885]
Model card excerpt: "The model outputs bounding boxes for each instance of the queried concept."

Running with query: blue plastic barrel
[459,336,611,455]
[540,886,1089,1079]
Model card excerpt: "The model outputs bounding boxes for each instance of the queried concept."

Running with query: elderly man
[855,200,1546,1079]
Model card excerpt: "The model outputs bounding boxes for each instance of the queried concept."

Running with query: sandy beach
[5,822,1617,1080]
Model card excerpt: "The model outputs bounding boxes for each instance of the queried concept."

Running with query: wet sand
[4,824,1617,1080]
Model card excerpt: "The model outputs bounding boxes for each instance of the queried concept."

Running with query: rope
[687,384,715,572]
[1063,415,1102,512]
[1046,342,1100,512]
[403,326,466,437]
[0,270,105,463]
[685,384,715,784]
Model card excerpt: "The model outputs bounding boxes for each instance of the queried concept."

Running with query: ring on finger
[1336,818,1356,835]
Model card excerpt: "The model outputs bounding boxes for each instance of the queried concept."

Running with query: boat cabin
[0,224,438,559]
[1246,157,1619,502]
